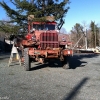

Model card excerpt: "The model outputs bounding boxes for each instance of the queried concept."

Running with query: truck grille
[40,31,59,49]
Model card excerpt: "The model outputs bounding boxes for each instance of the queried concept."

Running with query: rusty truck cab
[21,19,73,71]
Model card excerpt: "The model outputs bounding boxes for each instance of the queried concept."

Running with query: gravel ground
[0,53,100,100]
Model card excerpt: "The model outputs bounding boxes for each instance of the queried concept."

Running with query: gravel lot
[0,53,100,100]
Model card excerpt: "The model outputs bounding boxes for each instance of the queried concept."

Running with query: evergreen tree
[71,23,84,48]
[90,21,99,48]
[0,0,70,29]
[0,20,20,35]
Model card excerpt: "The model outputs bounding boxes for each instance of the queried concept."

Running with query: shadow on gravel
[0,52,10,60]
[69,57,87,69]
[31,59,63,71]
[74,53,99,59]
[30,53,99,71]
[31,63,48,71]
[63,77,89,100]
[69,53,99,69]
[30,58,86,71]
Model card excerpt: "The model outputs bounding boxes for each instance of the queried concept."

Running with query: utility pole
[83,23,87,49]
[99,27,100,46]
[84,27,87,49]
[94,24,96,48]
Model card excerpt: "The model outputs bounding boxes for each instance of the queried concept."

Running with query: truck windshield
[45,24,55,30]
[33,24,55,30]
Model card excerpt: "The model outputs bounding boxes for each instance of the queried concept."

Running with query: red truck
[17,17,73,71]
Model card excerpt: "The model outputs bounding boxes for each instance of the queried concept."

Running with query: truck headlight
[32,36,36,41]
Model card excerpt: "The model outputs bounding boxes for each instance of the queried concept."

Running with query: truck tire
[62,56,70,69]
[24,48,30,71]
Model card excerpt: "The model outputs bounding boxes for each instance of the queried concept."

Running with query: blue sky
[0,0,100,32]
[63,0,100,32]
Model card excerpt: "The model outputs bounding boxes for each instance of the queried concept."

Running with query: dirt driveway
[0,53,100,100]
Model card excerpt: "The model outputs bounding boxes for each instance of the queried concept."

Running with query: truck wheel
[62,56,70,69]
[24,48,30,71]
